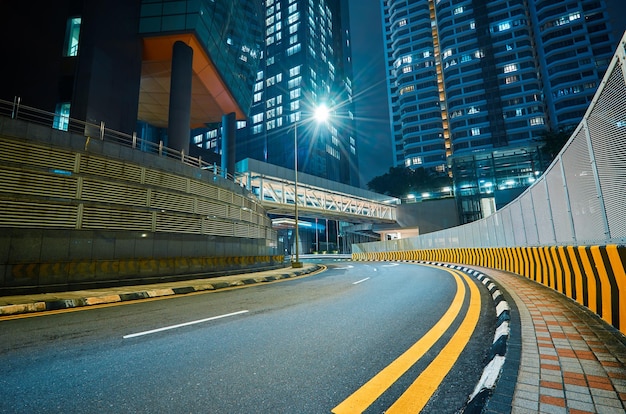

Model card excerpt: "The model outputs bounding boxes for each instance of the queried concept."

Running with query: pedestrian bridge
[236,158,399,224]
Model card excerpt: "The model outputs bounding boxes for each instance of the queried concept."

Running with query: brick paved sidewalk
[482,267,626,414]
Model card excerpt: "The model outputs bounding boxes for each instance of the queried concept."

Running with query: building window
[289,65,301,77]
[252,113,264,124]
[63,17,81,57]
[503,63,518,73]
[290,88,301,99]
[471,127,481,136]
[53,103,71,131]
[287,44,301,55]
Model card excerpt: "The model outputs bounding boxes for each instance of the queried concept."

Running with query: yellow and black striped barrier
[353,245,626,336]
[6,255,285,295]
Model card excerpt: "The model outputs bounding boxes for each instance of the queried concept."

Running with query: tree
[367,166,452,198]
[536,127,574,161]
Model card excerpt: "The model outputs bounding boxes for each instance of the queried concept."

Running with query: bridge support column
[168,41,193,155]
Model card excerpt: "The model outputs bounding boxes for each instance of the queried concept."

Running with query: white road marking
[353,277,370,285]
[381,263,399,267]
[334,265,354,270]
[123,310,249,339]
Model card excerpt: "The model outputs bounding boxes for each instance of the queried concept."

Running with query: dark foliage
[366,166,452,198]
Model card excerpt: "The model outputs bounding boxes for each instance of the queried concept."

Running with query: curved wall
[0,118,280,294]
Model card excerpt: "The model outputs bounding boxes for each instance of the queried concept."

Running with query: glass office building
[382,0,624,222]
[236,0,359,187]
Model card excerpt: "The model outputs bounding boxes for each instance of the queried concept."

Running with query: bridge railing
[355,32,626,253]
[0,97,235,181]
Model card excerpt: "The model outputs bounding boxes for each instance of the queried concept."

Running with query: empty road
[0,261,495,413]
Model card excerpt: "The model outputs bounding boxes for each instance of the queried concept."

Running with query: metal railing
[0,97,236,181]
[355,31,626,253]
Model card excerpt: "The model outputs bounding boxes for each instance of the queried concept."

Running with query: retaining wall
[0,118,280,294]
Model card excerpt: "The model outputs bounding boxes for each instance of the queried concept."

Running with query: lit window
[63,17,81,57]
[503,63,518,73]
[497,21,511,31]
[399,19,407,27]
[505,75,518,84]
[530,117,545,126]
[288,12,299,24]
[53,103,71,131]
[287,44,301,55]
[289,65,301,77]
[252,113,264,124]
[471,127,481,136]
[399,85,415,95]
[287,76,301,89]
[453,6,463,14]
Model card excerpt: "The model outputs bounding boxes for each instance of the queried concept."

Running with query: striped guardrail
[3,255,285,295]
[353,245,626,336]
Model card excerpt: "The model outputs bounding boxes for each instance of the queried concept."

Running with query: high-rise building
[0,0,264,170]
[235,0,359,187]
[382,0,625,222]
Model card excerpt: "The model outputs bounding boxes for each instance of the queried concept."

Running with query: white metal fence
[355,32,626,253]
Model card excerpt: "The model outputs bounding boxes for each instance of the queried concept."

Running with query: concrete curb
[0,265,322,317]
[416,261,511,414]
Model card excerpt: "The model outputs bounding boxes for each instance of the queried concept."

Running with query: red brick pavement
[477,267,626,414]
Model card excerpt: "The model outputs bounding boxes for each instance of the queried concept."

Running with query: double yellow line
[332,267,481,413]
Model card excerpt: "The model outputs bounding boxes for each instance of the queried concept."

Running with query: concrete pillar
[168,41,193,155]
[221,112,236,178]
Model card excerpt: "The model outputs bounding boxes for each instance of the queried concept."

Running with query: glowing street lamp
[292,104,330,268]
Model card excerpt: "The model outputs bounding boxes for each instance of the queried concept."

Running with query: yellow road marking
[332,268,466,414]
[386,271,481,413]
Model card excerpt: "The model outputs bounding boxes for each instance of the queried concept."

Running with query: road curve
[0,261,495,413]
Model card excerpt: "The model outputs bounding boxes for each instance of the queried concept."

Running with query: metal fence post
[99,121,105,140]
[542,178,557,244]
[583,119,611,239]
[558,155,577,244]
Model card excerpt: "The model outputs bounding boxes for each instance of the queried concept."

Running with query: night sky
[347,1,393,188]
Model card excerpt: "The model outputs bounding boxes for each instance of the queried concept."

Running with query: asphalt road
[0,261,495,413]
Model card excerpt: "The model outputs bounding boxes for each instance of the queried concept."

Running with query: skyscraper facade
[382,0,624,222]
[236,0,359,187]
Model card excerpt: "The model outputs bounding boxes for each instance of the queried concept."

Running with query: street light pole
[292,120,302,268]
[291,104,329,268]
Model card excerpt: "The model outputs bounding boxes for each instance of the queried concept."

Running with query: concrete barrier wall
[353,245,626,336]
[0,119,281,294]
